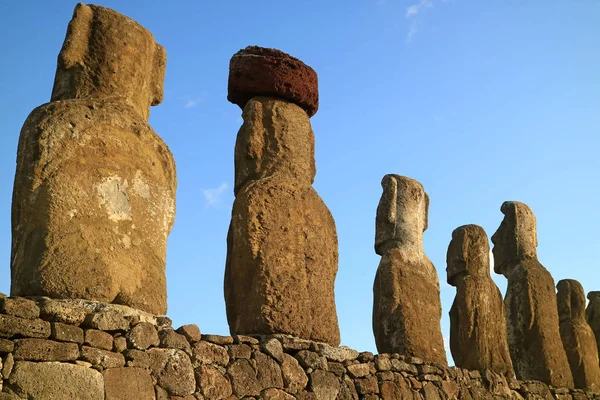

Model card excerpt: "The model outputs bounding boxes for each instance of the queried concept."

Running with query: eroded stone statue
[224,47,340,345]
[492,201,573,387]
[372,175,447,365]
[447,224,514,377]
[11,4,175,315]
[557,280,600,392]
[587,292,600,367]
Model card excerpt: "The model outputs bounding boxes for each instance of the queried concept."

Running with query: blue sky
[1,1,599,362]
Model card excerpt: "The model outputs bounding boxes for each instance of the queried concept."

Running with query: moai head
[375,175,429,256]
[51,3,166,121]
[586,291,600,329]
[557,279,587,322]
[446,224,491,286]
[491,201,538,276]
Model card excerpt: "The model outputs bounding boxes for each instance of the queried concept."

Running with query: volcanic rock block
[372,175,447,365]
[557,279,600,392]
[228,46,319,117]
[225,96,340,346]
[11,3,176,315]
[492,201,573,387]
[587,292,600,366]
[447,224,514,377]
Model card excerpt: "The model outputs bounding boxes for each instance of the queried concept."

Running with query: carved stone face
[557,279,586,322]
[446,224,490,286]
[375,174,428,255]
[491,201,538,276]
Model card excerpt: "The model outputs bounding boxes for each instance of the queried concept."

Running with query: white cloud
[406,0,433,17]
[202,183,228,207]
[489,249,495,273]
[406,19,420,43]
[184,100,198,109]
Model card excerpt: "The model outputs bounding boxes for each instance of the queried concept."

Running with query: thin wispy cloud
[202,183,228,207]
[405,0,447,43]
[406,0,433,17]
[184,100,198,109]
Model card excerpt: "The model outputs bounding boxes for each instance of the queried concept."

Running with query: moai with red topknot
[447,224,514,377]
[372,175,447,365]
[11,4,175,315]
[492,201,573,387]
[224,46,340,345]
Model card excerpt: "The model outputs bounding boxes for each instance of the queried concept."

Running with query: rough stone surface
[225,97,340,346]
[557,279,600,392]
[128,322,160,350]
[51,322,84,343]
[103,367,156,400]
[176,324,201,343]
[586,291,600,367]
[7,361,104,399]
[0,314,50,338]
[80,346,126,369]
[0,298,39,319]
[492,201,574,387]
[309,370,340,400]
[195,364,232,399]
[10,3,175,315]
[227,46,319,117]
[281,353,308,393]
[447,224,514,377]
[85,329,114,350]
[372,175,447,365]
[192,341,229,367]
[13,338,79,361]
[146,348,195,396]
[228,358,261,397]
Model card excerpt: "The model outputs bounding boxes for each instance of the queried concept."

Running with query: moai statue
[587,292,600,365]
[492,201,573,387]
[372,175,447,364]
[447,224,514,377]
[11,4,175,315]
[224,46,340,345]
[557,279,600,392]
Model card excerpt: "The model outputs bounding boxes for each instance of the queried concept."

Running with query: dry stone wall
[0,294,596,400]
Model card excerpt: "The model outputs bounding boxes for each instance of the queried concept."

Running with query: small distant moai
[11,4,176,315]
[372,175,447,364]
[492,201,573,387]
[557,279,600,392]
[447,224,514,377]
[224,46,340,345]
[587,292,600,365]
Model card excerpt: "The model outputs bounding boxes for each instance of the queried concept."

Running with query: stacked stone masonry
[0,295,596,400]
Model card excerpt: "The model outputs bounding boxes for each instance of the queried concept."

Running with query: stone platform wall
[0,295,596,400]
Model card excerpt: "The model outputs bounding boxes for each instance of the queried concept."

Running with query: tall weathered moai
[373,175,447,364]
[586,292,600,366]
[11,4,175,315]
[557,279,600,392]
[224,46,340,345]
[492,201,573,387]
[447,224,514,377]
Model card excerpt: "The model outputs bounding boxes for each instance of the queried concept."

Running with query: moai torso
[372,175,447,364]
[492,201,573,387]
[11,4,176,315]
[587,292,600,365]
[224,47,340,346]
[557,280,600,392]
[447,224,514,377]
